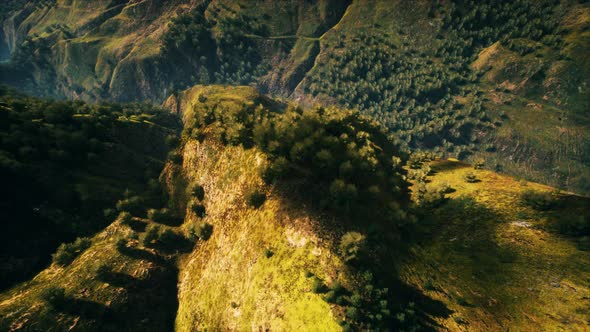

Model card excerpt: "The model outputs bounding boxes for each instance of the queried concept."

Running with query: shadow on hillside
[430,160,470,173]
[401,196,521,326]
[274,183,522,329]
[123,218,148,232]
[118,246,170,265]
[61,297,111,319]
[94,259,179,331]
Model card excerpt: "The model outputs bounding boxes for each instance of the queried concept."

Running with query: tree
[339,231,366,263]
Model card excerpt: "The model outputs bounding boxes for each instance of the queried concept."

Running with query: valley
[0,1,588,331]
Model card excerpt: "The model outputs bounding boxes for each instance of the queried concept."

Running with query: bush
[345,307,359,320]
[143,224,161,247]
[196,222,213,240]
[339,231,366,263]
[521,190,558,211]
[118,211,133,224]
[115,237,128,252]
[264,248,274,258]
[96,264,110,280]
[312,277,326,293]
[473,158,485,170]
[189,183,205,201]
[41,286,66,308]
[417,185,447,209]
[147,208,174,224]
[246,188,266,209]
[261,157,291,183]
[464,172,479,183]
[558,215,589,237]
[168,151,183,164]
[116,195,145,216]
[165,134,180,147]
[159,228,178,246]
[52,237,92,266]
[103,208,116,220]
[190,201,207,218]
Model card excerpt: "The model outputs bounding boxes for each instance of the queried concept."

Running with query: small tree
[473,158,485,170]
[52,237,92,266]
[190,201,207,218]
[245,188,266,209]
[118,211,133,224]
[464,172,478,183]
[196,222,213,240]
[189,183,205,201]
[148,208,174,224]
[339,231,366,264]
[143,224,161,247]
[168,151,183,165]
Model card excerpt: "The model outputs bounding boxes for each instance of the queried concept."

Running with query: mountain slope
[0,85,588,331]
[403,159,590,330]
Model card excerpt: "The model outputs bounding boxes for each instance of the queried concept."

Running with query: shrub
[418,186,447,209]
[521,190,558,211]
[103,208,116,220]
[52,237,92,266]
[116,195,145,216]
[118,211,133,224]
[473,158,485,170]
[165,134,180,147]
[143,224,161,247]
[312,277,325,293]
[264,248,274,258]
[339,231,366,263]
[41,287,66,308]
[168,151,183,164]
[558,215,589,237]
[325,290,338,303]
[345,307,359,320]
[189,183,205,201]
[464,172,478,183]
[159,228,178,246]
[148,208,174,224]
[190,201,207,218]
[115,237,128,252]
[196,222,213,240]
[246,188,266,209]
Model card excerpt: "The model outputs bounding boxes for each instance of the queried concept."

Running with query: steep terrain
[0,0,588,195]
[0,85,588,331]
[403,159,590,331]
[0,86,179,290]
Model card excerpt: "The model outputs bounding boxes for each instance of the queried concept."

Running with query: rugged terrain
[0,85,588,331]
[0,0,588,194]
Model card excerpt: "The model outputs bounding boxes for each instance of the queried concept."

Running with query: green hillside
[1,85,588,331]
[0,0,588,195]
[0,86,180,290]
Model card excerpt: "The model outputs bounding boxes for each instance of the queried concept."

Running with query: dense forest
[0,86,180,289]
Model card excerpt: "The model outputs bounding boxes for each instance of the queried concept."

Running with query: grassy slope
[402,160,590,331]
[471,2,590,193]
[0,85,587,331]
[0,216,180,331]
[171,85,346,331]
